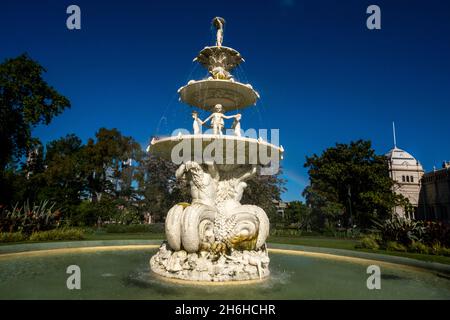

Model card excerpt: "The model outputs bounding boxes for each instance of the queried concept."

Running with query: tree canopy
[303,140,400,229]
[0,54,70,172]
[0,54,70,204]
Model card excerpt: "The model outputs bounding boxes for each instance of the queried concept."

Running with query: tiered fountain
[149,17,283,282]
[1,17,450,300]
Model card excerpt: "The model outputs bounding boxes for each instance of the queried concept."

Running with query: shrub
[423,221,450,247]
[430,242,442,255]
[373,215,425,246]
[269,228,302,237]
[345,227,361,239]
[0,232,27,243]
[439,247,450,257]
[0,200,61,234]
[358,234,380,250]
[409,241,429,254]
[386,241,407,252]
[145,223,165,233]
[29,228,85,241]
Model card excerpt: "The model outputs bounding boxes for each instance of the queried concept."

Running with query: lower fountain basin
[150,134,283,164]
[1,241,449,299]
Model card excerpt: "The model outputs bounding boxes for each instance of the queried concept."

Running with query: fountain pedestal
[150,242,270,282]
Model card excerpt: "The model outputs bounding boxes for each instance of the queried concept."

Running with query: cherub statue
[192,111,203,134]
[231,114,242,137]
[203,104,234,135]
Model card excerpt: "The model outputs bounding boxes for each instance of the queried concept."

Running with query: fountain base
[150,242,270,282]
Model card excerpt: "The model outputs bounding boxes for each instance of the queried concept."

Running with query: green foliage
[71,200,117,226]
[303,140,399,229]
[0,232,26,243]
[386,241,407,252]
[28,228,85,241]
[84,128,143,202]
[342,226,361,239]
[440,247,450,257]
[283,201,313,230]
[405,242,450,257]
[409,241,429,254]
[0,54,70,201]
[0,200,62,234]
[1,228,85,242]
[358,234,380,250]
[269,228,303,237]
[135,154,191,222]
[241,169,286,219]
[368,218,450,256]
[373,215,426,246]
[38,134,87,208]
[105,223,164,233]
[429,242,442,255]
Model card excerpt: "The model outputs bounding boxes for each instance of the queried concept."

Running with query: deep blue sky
[1,0,449,201]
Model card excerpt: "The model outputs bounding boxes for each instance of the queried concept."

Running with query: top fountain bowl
[178,79,260,111]
[195,46,244,70]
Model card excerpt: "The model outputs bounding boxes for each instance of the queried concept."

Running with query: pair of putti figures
[164,161,269,256]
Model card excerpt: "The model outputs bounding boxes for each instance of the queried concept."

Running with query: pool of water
[1,247,449,299]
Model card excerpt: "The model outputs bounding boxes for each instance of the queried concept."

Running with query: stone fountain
[149,17,283,282]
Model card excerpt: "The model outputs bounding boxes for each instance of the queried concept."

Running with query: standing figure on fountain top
[213,17,225,47]
[203,104,234,135]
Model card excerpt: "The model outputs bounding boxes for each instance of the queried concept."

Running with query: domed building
[385,146,424,219]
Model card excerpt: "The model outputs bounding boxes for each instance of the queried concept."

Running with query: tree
[283,200,313,230]
[84,128,142,202]
[241,167,286,221]
[0,54,70,204]
[39,134,87,209]
[303,140,398,229]
[0,55,70,173]
[135,154,188,222]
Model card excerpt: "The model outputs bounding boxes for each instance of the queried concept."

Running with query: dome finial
[392,121,397,148]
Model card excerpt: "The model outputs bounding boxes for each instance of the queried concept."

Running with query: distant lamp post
[347,185,353,227]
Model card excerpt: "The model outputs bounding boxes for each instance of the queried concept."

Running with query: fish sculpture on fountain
[149,17,283,282]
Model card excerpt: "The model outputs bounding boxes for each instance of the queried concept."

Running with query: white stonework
[148,17,282,282]
[386,147,424,219]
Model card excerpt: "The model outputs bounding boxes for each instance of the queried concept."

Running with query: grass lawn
[268,235,360,251]
[2,231,450,265]
[268,235,450,265]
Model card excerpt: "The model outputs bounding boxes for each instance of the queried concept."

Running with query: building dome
[385,147,423,170]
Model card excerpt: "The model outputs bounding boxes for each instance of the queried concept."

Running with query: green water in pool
[1,248,449,299]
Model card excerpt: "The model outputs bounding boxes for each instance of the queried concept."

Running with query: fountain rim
[149,134,284,163]
[178,79,259,111]
[1,240,449,277]
[151,134,283,149]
